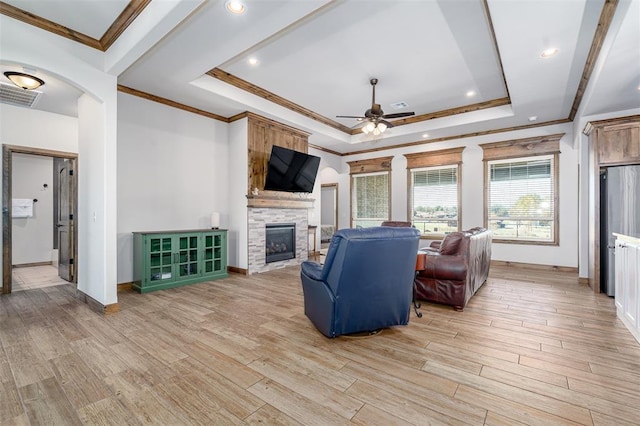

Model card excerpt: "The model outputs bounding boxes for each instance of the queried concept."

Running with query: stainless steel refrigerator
[600,165,640,296]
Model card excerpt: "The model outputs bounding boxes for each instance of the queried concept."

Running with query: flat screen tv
[264,145,320,193]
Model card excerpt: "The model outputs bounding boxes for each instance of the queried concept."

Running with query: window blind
[352,172,389,227]
[410,165,458,234]
[487,155,555,241]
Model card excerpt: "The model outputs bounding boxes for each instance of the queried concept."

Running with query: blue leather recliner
[300,226,420,338]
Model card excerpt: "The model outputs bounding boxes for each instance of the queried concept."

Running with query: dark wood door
[57,159,75,282]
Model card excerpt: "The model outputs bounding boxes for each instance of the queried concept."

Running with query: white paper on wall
[12,198,33,218]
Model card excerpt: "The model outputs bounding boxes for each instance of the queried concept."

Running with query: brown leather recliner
[415,228,492,311]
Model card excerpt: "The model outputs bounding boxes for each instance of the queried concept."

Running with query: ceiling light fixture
[225,1,245,14]
[540,48,559,58]
[528,116,537,122]
[466,90,476,97]
[248,57,259,66]
[4,71,45,90]
[362,121,387,136]
[422,133,429,138]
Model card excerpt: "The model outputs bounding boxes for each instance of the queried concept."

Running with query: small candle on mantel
[210,212,220,229]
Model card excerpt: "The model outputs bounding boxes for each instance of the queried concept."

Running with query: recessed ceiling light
[422,133,429,138]
[540,48,559,58]
[248,57,259,66]
[466,90,476,98]
[225,1,245,14]
[528,116,537,122]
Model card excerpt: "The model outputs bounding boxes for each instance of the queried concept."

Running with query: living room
[3,0,638,303]
[1,0,639,424]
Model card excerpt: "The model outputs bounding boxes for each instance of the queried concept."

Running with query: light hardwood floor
[1,264,639,425]
[12,264,69,292]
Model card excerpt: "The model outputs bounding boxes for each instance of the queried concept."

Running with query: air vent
[390,101,408,110]
[0,82,42,108]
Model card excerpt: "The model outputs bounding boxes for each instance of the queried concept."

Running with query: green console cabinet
[133,229,228,293]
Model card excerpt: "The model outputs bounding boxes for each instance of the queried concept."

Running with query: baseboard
[491,260,578,273]
[12,261,52,268]
[578,277,590,286]
[76,289,120,315]
[227,266,248,275]
[117,282,134,292]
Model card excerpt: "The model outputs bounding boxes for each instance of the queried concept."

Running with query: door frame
[2,144,78,294]
[321,183,338,229]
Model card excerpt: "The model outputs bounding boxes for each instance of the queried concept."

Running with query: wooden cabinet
[590,118,640,166]
[133,229,227,293]
[614,234,640,344]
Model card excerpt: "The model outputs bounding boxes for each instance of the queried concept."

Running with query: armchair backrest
[321,227,420,331]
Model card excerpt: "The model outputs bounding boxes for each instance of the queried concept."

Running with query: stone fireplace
[247,205,309,274]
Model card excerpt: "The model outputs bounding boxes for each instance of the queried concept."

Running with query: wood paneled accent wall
[247,113,310,197]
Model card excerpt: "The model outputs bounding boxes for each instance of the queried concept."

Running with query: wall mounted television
[264,145,320,193]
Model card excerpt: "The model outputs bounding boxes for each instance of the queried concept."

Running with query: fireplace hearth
[265,223,296,263]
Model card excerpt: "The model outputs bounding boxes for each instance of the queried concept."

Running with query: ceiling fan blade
[336,115,366,119]
[382,112,415,119]
[379,119,394,128]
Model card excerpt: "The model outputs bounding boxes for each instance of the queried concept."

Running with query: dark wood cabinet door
[597,122,640,166]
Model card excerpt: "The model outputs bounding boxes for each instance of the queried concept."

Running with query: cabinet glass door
[203,232,226,274]
[178,234,200,278]
[149,236,174,283]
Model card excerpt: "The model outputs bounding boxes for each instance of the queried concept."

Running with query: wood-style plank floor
[1,264,639,425]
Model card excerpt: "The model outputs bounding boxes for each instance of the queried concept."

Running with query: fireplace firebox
[265,223,296,263]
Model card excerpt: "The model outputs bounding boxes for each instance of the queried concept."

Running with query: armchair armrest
[301,261,324,281]
[418,253,468,281]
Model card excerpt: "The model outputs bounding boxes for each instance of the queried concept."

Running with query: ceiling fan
[337,78,415,135]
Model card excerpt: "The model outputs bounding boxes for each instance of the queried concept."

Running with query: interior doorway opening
[2,145,78,294]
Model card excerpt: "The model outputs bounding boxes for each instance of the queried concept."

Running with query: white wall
[2,16,118,306]
[11,154,54,265]
[116,92,229,283]
[228,119,249,269]
[0,104,79,152]
[317,122,580,268]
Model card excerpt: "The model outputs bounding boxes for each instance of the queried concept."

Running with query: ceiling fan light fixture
[377,122,387,133]
[363,122,375,134]
[4,71,45,90]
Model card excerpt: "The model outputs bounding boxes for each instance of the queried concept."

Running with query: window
[348,156,392,228]
[481,135,561,244]
[405,147,463,237]
[410,165,459,235]
[351,172,389,228]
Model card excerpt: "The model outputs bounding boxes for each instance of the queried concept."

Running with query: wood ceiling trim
[308,143,343,157]
[0,0,151,51]
[568,0,618,121]
[371,97,512,131]
[0,1,102,50]
[100,0,152,50]
[211,68,512,137]
[339,118,571,157]
[117,85,230,122]
[208,68,354,134]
